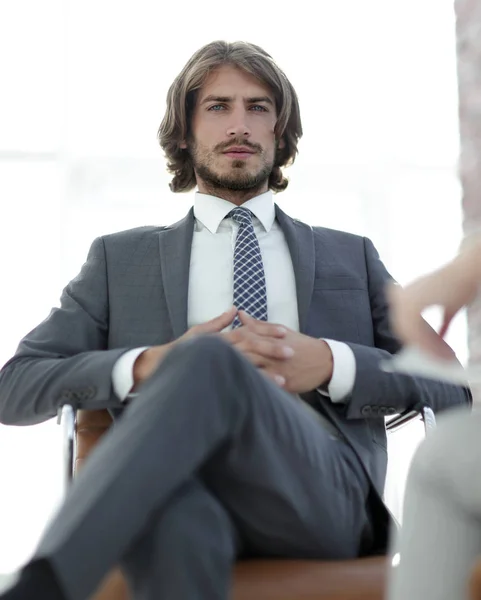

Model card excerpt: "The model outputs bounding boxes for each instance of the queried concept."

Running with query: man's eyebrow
[246,96,274,105]
[200,95,274,105]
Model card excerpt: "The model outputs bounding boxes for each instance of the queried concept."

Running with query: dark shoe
[0,560,65,600]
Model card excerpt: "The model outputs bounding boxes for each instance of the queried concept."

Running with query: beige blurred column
[456,0,481,400]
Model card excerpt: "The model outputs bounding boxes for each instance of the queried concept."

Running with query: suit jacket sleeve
[0,237,129,426]
[343,236,472,419]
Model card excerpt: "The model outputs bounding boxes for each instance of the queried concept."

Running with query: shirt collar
[193,191,275,234]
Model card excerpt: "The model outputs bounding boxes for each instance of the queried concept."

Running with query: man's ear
[278,136,286,150]
[179,140,187,149]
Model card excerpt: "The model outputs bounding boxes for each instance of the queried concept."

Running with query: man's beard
[189,140,275,192]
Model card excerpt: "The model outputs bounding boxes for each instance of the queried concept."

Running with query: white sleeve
[316,339,356,403]
[111,347,150,402]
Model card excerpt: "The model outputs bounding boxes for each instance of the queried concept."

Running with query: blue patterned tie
[229,207,268,329]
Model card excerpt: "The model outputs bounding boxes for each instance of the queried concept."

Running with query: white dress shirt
[112,191,356,402]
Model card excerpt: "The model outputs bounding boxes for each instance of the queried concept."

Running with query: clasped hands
[134,306,333,394]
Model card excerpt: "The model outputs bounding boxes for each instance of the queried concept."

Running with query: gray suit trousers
[35,336,372,600]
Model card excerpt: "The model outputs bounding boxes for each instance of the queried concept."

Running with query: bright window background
[0,0,466,572]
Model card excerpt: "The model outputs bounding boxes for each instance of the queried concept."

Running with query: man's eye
[250,105,268,112]
[208,105,225,111]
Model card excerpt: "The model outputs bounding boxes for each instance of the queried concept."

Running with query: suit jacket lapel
[275,205,315,334]
[158,208,195,339]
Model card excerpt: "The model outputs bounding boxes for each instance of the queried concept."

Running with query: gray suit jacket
[0,205,470,500]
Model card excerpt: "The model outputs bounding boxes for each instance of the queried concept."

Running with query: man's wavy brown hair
[158,40,303,193]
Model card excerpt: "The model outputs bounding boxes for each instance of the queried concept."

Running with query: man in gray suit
[0,40,470,600]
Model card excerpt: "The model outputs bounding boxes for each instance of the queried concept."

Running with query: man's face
[186,64,282,197]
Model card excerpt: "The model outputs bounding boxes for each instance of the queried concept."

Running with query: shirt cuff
[316,339,356,404]
[112,347,150,402]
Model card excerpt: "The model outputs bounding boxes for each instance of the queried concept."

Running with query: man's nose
[226,109,251,137]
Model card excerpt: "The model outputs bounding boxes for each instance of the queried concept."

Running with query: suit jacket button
[386,407,396,415]
[361,406,371,417]
[378,407,387,416]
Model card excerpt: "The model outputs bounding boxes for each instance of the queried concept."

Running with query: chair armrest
[57,402,436,492]
[386,402,436,435]
[57,404,76,492]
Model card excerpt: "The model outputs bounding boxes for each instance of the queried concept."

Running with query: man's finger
[196,307,237,334]
[238,311,287,337]
[240,338,294,360]
[242,357,286,386]
[223,330,293,361]
[239,351,269,368]
[260,369,286,387]
[219,340,287,387]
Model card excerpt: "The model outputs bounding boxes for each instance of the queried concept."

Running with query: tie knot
[229,207,253,226]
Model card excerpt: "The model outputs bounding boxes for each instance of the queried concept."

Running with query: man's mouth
[223,146,256,159]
